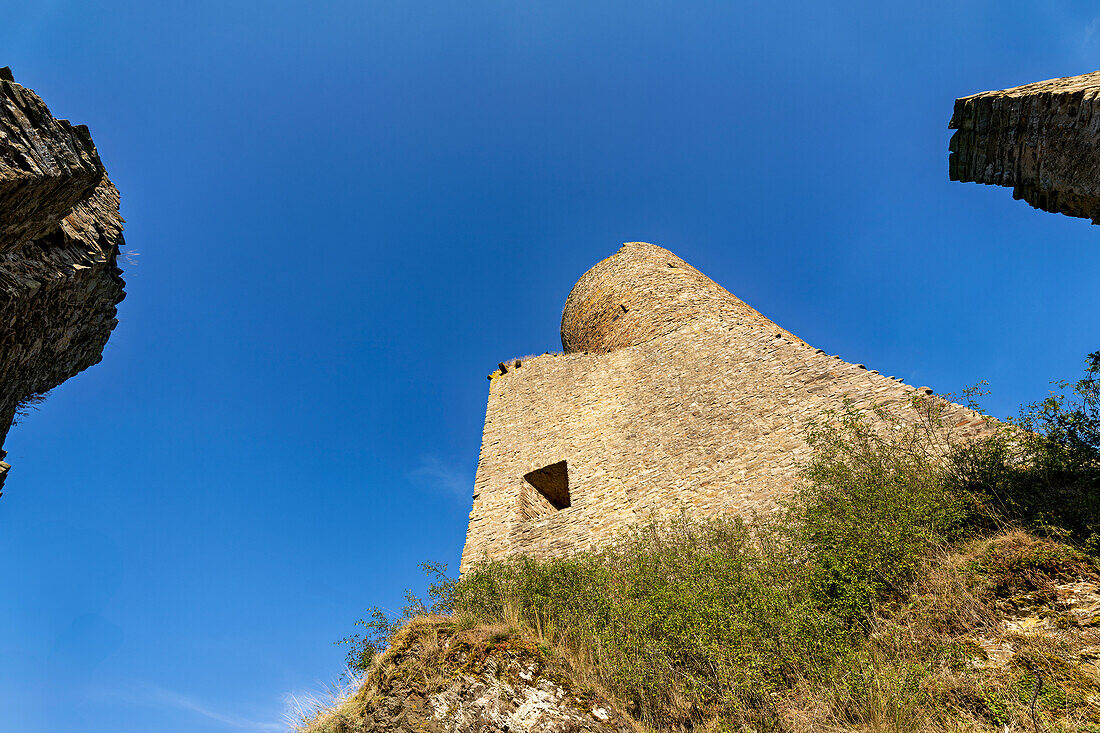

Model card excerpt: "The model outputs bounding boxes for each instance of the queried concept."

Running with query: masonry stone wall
[461,243,990,572]
[949,70,1100,223]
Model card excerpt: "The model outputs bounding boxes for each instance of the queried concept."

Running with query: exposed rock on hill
[949,71,1100,223]
[301,533,1100,733]
[0,68,126,494]
[296,619,633,733]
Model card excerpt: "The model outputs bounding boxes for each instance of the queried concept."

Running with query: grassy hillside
[297,353,1100,733]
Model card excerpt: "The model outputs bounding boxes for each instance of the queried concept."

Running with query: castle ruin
[461,242,990,572]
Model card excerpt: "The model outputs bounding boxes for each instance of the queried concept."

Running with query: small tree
[339,561,455,673]
[950,351,1100,551]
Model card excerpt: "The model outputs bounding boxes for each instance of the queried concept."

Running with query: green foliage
[1018,351,1100,461]
[793,398,971,620]
[950,351,1100,550]
[338,350,1100,731]
[339,561,455,672]
[825,652,932,731]
[454,516,855,727]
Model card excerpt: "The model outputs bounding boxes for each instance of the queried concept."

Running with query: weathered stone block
[949,71,1100,223]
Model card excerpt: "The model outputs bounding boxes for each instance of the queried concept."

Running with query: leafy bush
[792,397,971,621]
[950,351,1100,550]
[339,561,455,672]
[453,516,855,728]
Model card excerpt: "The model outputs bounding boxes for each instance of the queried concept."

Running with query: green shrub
[950,351,1100,551]
[791,398,971,620]
[340,351,1100,730]
[339,560,455,672]
[454,516,855,727]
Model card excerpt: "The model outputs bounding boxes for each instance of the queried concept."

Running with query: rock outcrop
[0,68,126,495]
[949,71,1100,222]
[297,619,633,733]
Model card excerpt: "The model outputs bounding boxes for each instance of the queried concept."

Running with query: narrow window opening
[522,460,570,517]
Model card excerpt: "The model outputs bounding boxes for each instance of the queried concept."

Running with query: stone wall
[949,71,1100,223]
[461,243,989,572]
[0,68,126,495]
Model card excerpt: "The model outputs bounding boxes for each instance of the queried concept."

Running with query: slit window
[523,460,570,515]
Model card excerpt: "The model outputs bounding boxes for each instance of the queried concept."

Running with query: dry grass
[295,615,639,733]
[446,530,1100,733]
[317,365,1100,732]
[807,531,1100,733]
[296,534,1100,733]
[284,668,369,733]
[288,619,451,733]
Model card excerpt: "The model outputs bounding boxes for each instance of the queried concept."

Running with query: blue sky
[1,1,1099,731]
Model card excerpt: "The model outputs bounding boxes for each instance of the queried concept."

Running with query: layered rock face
[462,243,991,572]
[0,68,126,495]
[949,71,1100,222]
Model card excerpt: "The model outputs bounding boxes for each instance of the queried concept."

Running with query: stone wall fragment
[949,71,1100,223]
[0,69,126,496]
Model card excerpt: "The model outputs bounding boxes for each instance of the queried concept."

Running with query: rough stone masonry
[461,242,991,573]
[0,68,126,495]
[949,70,1100,223]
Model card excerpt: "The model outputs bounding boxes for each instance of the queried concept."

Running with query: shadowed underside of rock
[0,68,126,495]
[949,71,1100,223]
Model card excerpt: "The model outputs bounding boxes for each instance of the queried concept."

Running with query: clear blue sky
[1,2,1098,731]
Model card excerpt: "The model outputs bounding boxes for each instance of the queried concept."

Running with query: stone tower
[460,242,987,572]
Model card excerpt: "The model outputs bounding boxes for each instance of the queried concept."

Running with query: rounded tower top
[560,242,755,354]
